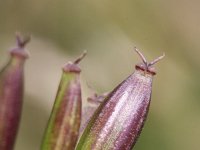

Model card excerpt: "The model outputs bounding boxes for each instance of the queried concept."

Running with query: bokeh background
[0,0,200,150]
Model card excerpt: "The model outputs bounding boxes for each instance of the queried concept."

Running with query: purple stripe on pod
[0,33,30,150]
[76,48,164,150]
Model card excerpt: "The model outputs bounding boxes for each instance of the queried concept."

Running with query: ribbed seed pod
[0,33,30,150]
[76,48,164,150]
[41,51,86,150]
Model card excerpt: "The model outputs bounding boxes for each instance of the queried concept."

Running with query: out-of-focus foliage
[0,1,200,150]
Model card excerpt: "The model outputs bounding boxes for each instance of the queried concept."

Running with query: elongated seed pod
[41,51,86,150]
[0,33,30,150]
[76,48,164,150]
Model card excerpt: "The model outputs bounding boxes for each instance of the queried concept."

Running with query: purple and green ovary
[41,52,86,150]
[41,73,81,150]
[76,48,164,150]
[77,71,153,150]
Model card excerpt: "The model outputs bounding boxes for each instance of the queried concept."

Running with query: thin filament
[16,32,31,48]
[74,50,87,64]
[134,47,148,67]
[148,53,165,67]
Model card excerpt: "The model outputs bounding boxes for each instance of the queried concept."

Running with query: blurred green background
[0,0,200,150]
